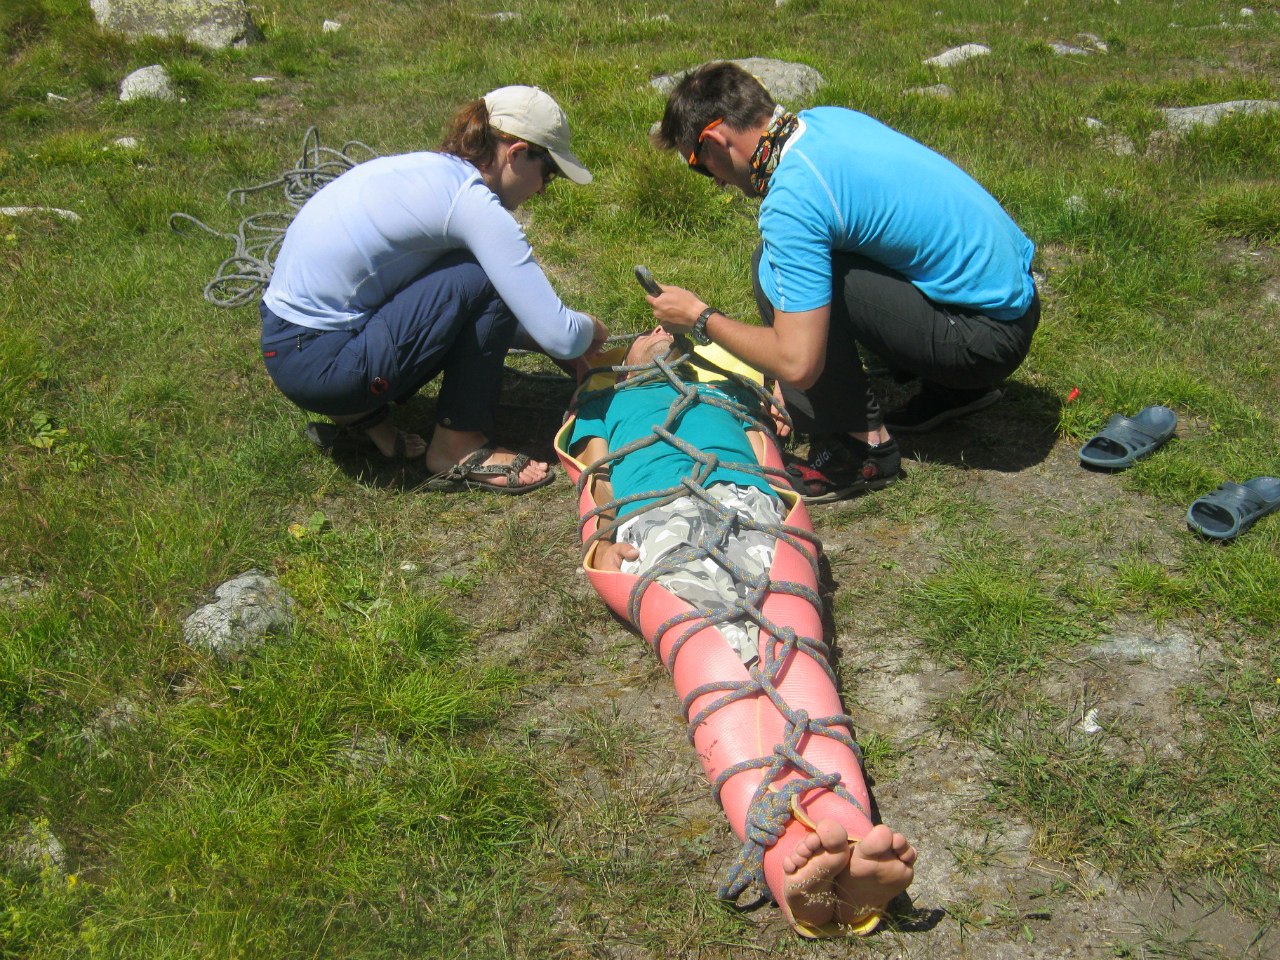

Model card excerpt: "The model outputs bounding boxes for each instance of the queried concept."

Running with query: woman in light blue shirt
[261,86,607,493]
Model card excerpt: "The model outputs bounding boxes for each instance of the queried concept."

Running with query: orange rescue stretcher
[553,345,880,937]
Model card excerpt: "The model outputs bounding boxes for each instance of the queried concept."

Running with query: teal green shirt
[570,382,774,518]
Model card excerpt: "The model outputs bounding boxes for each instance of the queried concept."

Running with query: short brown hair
[652,62,776,155]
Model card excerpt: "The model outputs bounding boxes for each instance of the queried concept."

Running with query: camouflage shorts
[617,483,785,664]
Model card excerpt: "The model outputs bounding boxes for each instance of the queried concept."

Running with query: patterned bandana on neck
[748,107,799,197]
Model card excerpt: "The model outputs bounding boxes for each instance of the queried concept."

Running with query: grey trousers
[617,484,784,665]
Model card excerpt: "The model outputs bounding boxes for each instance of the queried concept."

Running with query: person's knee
[431,251,498,302]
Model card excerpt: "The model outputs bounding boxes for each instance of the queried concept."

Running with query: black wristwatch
[690,306,718,345]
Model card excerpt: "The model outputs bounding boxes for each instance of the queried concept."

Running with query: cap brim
[548,149,592,185]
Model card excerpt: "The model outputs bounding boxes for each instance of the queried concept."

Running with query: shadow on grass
[892,381,1062,473]
[306,366,579,492]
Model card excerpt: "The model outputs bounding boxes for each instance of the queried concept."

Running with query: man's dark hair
[652,62,777,155]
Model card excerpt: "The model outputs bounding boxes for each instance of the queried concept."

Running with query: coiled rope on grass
[572,345,867,906]
[169,127,378,309]
[169,127,582,385]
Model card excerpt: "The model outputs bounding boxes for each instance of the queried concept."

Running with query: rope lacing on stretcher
[169,127,378,308]
[572,343,869,905]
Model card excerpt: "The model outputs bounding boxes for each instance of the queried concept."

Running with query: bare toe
[834,824,915,926]
[782,820,851,932]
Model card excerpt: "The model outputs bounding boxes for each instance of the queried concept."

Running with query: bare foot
[833,823,916,926]
[781,820,852,930]
[365,419,426,459]
[426,427,549,489]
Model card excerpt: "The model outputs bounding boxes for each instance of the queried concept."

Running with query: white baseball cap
[483,85,592,185]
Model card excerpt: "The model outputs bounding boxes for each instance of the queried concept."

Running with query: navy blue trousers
[261,252,516,434]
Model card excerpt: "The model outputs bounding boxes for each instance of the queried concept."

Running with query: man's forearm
[647,284,829,388]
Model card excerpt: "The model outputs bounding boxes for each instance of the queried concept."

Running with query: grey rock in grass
[923,43,990,68]
[4,819,66,873]
[1077,32,1108,53]
[1085,120,1136,156]
[90,0,260,50]
[486,11,519,22]
[0,575,45,605]
[183,569,294,657]
[0,206,81,222]
[651,58,825,105]
[119,64,176,102]
[112,136,140,149]
[322,19,342,32]
[81,698,143,753]
[905,83,954,99]
[1159,100,1280,133]
[1098,134,1136,156]
[1049,42,1091,56]
[94,0,259,49]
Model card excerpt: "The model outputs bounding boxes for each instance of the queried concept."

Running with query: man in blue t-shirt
[644,62,1040,504]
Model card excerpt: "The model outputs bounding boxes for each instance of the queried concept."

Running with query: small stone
[119,64,175,102]
[923,43,990,67]
[1084,117,1105,129]
[46,92,69,103]
[1160,100,1280,133]
[1049,42,1090,56]
[1075,708,1103,734]
[487,11,519,21]
[1240,7,1254,16]
[0,206,82,222]
[0,575,43,605]
[251,76,275,83]
[399,562,420,574]
[112,136,139,148]
[182,569,295,658]
[322,19,342,32]
[905,83,954,99]
[1065,194,1087,213]
[4,818,66,872]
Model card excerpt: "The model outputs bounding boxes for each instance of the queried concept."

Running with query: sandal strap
[434,448,530,484]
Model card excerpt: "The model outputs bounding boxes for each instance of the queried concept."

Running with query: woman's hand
[587,315,610,353]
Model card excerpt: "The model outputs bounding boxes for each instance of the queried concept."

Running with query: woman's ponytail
[441,99,501,168]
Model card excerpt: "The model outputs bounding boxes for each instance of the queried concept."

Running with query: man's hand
[595,540,640,572]
[646,284,707,333]
[768,380,792,439]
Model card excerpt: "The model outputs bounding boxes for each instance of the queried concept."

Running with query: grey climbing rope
[572,343,867,906]
[169,128,599,386]
[168,127,377,308]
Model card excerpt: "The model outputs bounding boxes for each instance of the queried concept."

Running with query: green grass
[2,0,1279,956]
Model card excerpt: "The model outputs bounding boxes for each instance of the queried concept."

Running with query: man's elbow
[779,356,825,390]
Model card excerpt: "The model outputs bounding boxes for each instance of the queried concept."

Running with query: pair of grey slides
[1078,405,1280,542]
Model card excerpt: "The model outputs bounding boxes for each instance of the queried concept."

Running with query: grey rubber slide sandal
[1078,405,1177,470]
[1186,476,1280,541]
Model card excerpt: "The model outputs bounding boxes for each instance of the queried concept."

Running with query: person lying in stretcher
[566,327,916,935]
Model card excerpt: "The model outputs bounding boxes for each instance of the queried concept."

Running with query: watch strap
[691,306,717,345]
